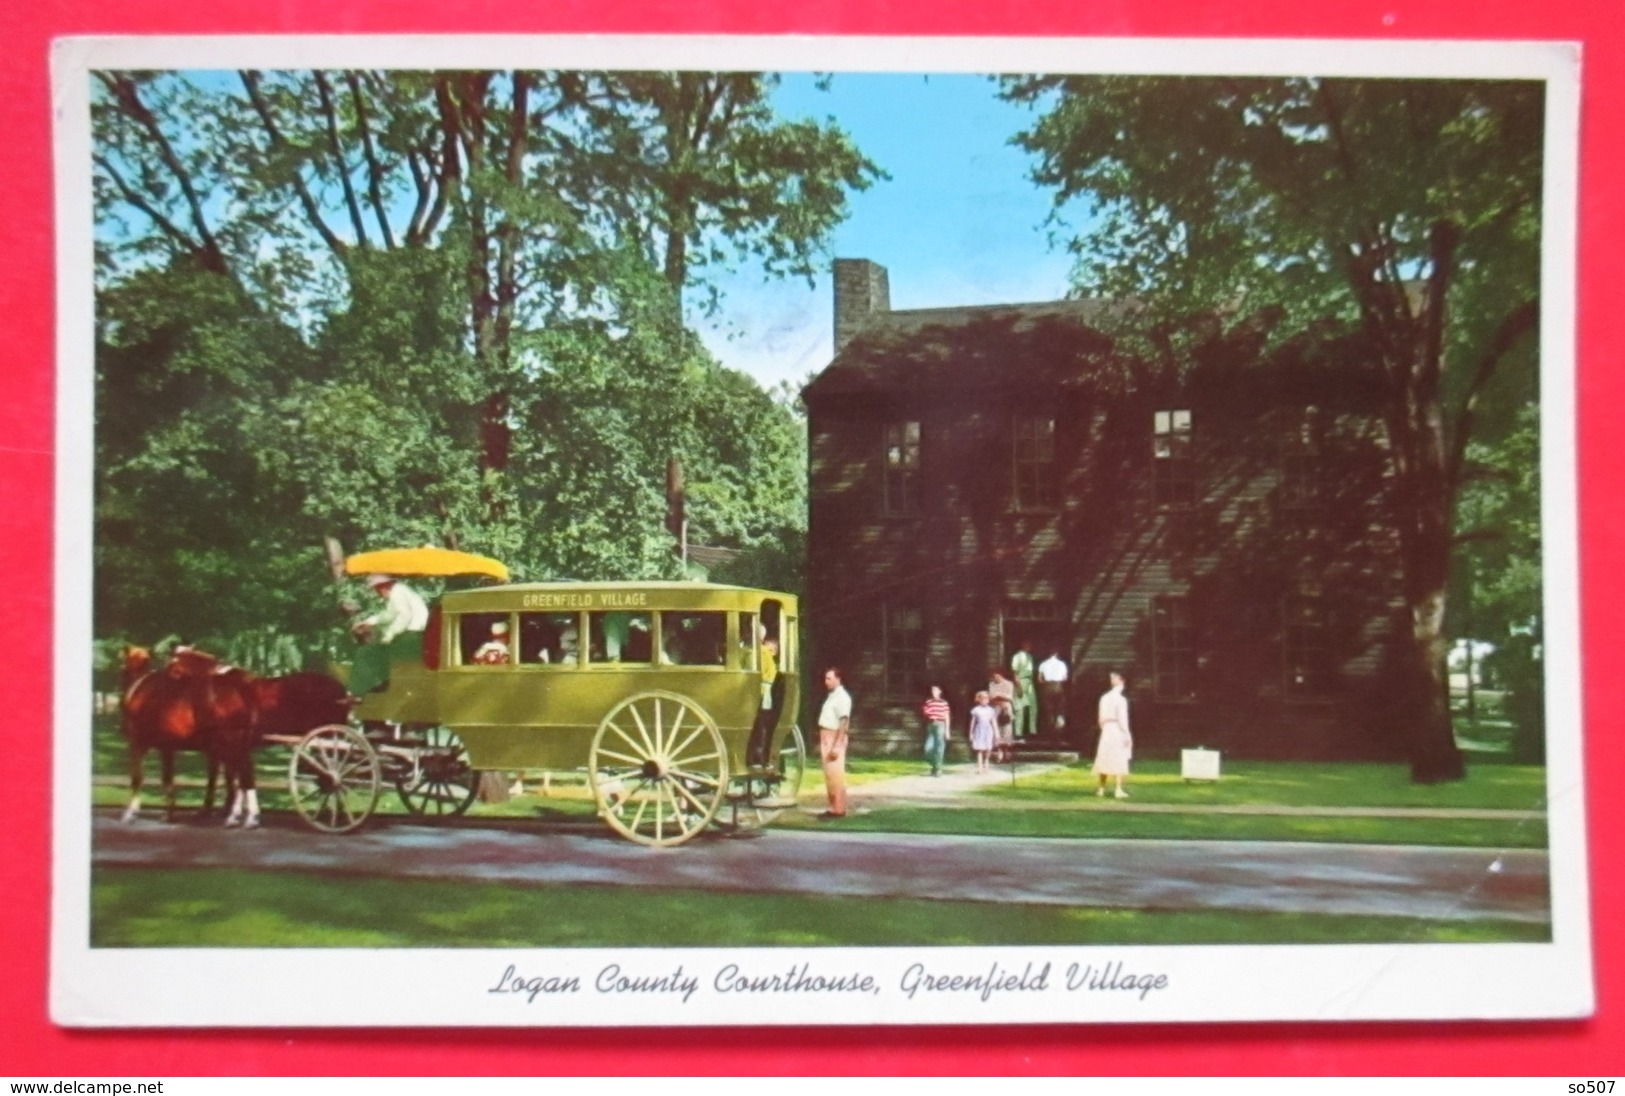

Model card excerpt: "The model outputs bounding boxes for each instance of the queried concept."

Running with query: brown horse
[119,645,250,823]
[121,644,356,826]
[163,646,265,826]
[216,670,353,825]
[248,671,353,740]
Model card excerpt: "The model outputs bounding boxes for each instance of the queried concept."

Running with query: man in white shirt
[1037,650,1069,737]
[816,667,852,818]
[360,574,430,642]
[349,573,431,695]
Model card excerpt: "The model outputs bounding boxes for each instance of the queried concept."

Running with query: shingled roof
[803,298,1138,401]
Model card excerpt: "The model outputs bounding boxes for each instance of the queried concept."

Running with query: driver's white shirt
[367,582,430,643]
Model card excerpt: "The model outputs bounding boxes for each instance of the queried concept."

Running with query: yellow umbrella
[344,546,510,582]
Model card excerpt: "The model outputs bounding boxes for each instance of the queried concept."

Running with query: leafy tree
[1454,403,1543,757]
[1004,76,1543,781]
[92,68,866,655]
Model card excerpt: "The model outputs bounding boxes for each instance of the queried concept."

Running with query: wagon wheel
[393,725,479,818]
[728,724,807,831]
[288,723,381,834]
[589,691,728,848]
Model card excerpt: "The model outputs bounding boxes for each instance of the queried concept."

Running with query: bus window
[459,613,511,666]
[759,600,784,657]
[737,612,758,672]
[781,615,797,671]
[519,612,579,666]
[660,611,727,667]
[589,611,652,665]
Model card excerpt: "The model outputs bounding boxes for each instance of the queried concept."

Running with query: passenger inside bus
[589,611,652,664]
[660,612,726,666]
[471,621,510,665]
[458,612,509,666]
[519,612,578,665]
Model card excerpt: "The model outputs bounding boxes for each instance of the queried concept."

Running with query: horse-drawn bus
[285,552,805,847]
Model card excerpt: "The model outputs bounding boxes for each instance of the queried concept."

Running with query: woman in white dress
[1094,670,1133,799]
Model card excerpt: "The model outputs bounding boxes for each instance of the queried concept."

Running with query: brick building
[804,258,1408,761]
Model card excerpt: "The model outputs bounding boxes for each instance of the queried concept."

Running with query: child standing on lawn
[968,690,999,774]
[921,685,951,776]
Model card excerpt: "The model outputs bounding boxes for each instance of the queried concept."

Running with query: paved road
[93,811,1550,923]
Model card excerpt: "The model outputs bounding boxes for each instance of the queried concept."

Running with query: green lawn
[1452,686,1517,753]
[91,866,1547,948]
[95,713,1548,846]
[977,758,1547,812]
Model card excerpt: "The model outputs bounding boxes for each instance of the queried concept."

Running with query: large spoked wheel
[393,725,479,818]
[730,724,807,831]
[589,691,728,848]
[289,724,382,834]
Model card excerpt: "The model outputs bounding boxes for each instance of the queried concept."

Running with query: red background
[2,0,1617,1077]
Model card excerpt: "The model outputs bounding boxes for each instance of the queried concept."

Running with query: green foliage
[1002,77,1541,357]
[1455,404,1543,755]
[1002,75,1545,781]
[1456,404,1541,635]
[91,67,852,652]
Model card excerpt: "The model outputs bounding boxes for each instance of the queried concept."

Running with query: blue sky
[694,73,1082,388]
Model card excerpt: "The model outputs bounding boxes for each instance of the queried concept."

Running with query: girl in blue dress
[968,690,999,773]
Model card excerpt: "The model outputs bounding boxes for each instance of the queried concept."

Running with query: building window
[1280,406,1323,513]
[1013,416,1058,510]
[883,420,921,515]
[884,605,926,700]
[1153,409,1195,508]
[1151,595,1197,701]
[1283,596,1331,697]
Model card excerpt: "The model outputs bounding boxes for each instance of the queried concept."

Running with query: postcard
[52,33,1587,1027]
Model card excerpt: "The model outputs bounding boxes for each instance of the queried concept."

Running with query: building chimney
[833,258,890,354]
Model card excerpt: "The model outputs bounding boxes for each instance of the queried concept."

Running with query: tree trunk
[1395,463,1468,784]
[1405,582,1466,783]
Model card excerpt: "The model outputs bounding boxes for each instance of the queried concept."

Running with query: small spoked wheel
[289,724,381,834]
[589,691,728,848]
[393,725,479,818]
[730,724,807,831]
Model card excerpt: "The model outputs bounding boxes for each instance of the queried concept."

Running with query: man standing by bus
[817,667,852,819]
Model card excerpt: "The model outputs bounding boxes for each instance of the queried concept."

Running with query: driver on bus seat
[347,574,429,695]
